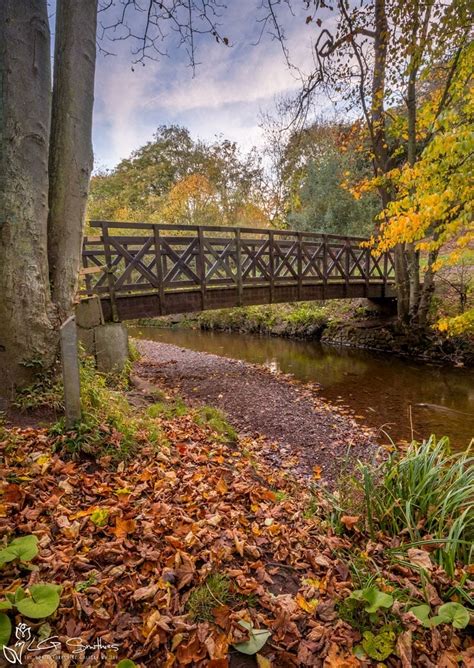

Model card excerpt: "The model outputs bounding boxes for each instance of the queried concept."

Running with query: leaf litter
[0,409,473,667]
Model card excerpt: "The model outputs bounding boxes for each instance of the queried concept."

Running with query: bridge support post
[75,296,129,373]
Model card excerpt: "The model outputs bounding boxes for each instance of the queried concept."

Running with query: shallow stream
[130,326,474,450]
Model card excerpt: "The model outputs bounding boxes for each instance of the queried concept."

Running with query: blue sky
[50,1,335,170]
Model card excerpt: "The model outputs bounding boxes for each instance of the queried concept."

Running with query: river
[130,326,474,450]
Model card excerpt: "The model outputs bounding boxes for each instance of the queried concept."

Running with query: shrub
[332,436,474,576]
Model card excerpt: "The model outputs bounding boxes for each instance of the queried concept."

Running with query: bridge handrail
[88,220,372,243]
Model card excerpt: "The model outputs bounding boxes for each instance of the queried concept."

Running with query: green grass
[194,406,238,444]
[186,574,231,621]
[50,356,169,461]
[331,436,474,576]
[147,398,188,419]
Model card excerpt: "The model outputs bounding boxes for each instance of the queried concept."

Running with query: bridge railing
[81,220,395,309]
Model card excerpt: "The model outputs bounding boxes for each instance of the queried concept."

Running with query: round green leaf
[354,587,393,613]
[409,604,432,627]
[232,620,271,656]
[0,535,38,565]
[15,584,61,619]
[438,602,470,629]
[0,613,12,649]
[116,661,138,668]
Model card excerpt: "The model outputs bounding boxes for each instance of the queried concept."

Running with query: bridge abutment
[76,296,129,373]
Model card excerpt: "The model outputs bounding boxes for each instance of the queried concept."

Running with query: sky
[52,1,335,171]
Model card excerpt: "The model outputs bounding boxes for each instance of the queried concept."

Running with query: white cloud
[92,1,332,168]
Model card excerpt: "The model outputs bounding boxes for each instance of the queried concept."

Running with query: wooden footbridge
[81,221,396,321]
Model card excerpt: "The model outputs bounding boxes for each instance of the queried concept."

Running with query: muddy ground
[135,339,380,484]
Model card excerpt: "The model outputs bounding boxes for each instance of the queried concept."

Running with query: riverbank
[134,339,378,485]
[138,300,474,366]
[1,355,472,667]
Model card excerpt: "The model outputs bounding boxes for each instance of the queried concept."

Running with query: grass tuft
[194,406,238,444]
[329,436,474,576]
[186,574,231,621]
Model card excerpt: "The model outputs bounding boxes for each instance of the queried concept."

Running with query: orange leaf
[313,465,322,480]
[114,517,136,539]
[340,515,360,531]
[295,593,318,614]
[216,477,228,494]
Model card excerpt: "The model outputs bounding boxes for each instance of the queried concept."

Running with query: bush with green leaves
[0,535,62,649]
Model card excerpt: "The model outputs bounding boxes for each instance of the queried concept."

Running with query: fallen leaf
[407,548,433,571]
[114,517,137,539]
[340,515,360,530]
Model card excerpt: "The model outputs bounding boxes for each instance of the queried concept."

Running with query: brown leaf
[113,516,137,539]
[317,600,337,622]
[396,630,412,668]
[132,583,159,601]
[175,552,195,589]
[407,548,433,571]
[340,515,360,530]
[323,643,359,667]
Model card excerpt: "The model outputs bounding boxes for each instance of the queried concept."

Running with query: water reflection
[129,326,474,450]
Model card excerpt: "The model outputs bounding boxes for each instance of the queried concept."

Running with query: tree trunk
[417,248,438,326]
[48,0,98,319]
[0,1,58,397]
[371,0,409,322]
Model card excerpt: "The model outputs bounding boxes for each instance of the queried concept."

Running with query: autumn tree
[291,0,472,326]
[88,126,268,228]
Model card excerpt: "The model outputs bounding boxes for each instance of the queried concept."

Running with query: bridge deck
[82,221,396,321]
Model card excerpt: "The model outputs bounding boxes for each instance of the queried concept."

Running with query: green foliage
[186,574,231,621]
[0,535,61,628]
[147,398,188,420]
[410,602,470,629]
[194,406,237,443]
[51,356,167,461]
[87,124,268,228]
[0,613,11,649]
[334,436,474,576]
[348,587,394,614]
[360,628,396,661]
[288,148,378,237]
[14,584,62,619]
[116,661,138,668]
[0,535,38,566]
[232,620,272,656]
[13,375,63,412]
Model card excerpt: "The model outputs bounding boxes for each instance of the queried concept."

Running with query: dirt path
[135,339,379,484]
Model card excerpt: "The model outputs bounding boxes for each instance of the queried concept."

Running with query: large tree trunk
[48,0,98,319]
[0,1,58,398]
